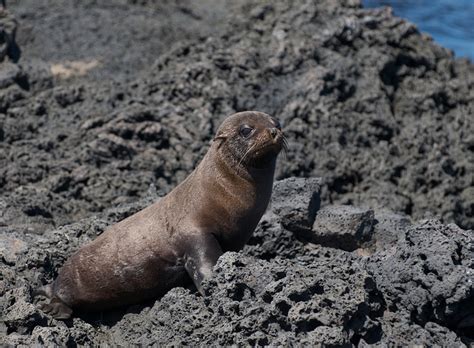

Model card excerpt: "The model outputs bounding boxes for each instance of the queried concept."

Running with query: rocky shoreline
[1,0,473,346]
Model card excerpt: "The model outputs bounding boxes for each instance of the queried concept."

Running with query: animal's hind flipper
[32,283,54,298]
[39,297,73,320]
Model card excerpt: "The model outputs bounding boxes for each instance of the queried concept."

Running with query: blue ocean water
[363,0,474,61]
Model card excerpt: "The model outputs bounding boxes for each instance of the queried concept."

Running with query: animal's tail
[32,283,53,299]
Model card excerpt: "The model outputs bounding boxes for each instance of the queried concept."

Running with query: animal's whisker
[282,136,289,158]
[238,141,258,168]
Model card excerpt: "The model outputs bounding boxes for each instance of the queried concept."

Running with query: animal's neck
[191,146,276,250]
[217,148,276,210]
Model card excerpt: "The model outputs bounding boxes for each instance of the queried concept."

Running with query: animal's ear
[213,134,227,149]
[213,134,226,141]
[213,127,232,142]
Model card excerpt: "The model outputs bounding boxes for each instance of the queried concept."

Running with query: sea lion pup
[36,111,284,319]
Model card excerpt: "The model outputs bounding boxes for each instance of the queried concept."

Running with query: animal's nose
[269,127,278,138]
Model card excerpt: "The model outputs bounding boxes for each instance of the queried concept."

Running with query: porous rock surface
[310,205,375,251]
[1,0,473,346]
[1,178,473,346]
[1,0,472,230]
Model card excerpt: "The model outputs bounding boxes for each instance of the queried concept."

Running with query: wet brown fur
[38,111,283,318]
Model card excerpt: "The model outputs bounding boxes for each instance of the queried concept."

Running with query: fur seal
[36,111,284,319]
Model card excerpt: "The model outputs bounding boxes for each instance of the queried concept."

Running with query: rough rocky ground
[0,0,473,346]
[1,178,473,346]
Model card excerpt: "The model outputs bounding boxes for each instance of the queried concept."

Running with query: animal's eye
[239,125,254,138]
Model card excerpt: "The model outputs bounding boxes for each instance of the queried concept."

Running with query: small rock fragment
[0,235,27,264]
[271,177,322,233]
[310,205,375,251]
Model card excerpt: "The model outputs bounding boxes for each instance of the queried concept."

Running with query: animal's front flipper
[184,233,223,295]
[39,297,73,320]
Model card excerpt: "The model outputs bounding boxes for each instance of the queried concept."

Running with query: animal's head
[213,111,285,169]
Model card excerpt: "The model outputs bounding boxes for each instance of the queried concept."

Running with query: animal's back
[53,200,186,310]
